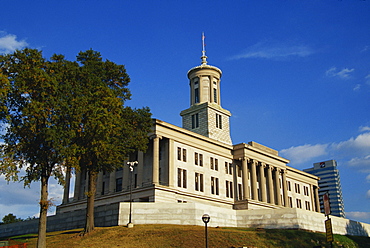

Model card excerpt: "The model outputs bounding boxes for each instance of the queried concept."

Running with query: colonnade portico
[239,157,288,207]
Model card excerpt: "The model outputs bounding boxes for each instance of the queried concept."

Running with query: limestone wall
[118,202,370,236]
[1,202,369,239]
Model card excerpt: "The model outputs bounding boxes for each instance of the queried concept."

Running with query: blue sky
[1,0,370,223]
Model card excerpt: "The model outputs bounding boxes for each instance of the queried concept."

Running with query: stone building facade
[57,49,321,220]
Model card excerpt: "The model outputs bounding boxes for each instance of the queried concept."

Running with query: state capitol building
[57,45,325,229]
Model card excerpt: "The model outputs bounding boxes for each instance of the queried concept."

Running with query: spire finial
[201,32,207,65]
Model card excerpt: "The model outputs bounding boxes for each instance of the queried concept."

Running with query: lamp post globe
[202,214,210,224]
[202,214,210,248]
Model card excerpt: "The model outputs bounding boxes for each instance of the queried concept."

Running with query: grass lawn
[3,224,370,248]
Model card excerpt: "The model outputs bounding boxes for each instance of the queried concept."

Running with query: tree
[2,213,22,224]
[71,50,152,234]
[0,49,79,248]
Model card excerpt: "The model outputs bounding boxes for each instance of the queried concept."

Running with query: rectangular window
[215,158,218,171]
[229,163,233,175]
[211,177,215,194]
[183,170,187,188]
[214,88,217,103]
[195,173,199,191]
[210,157,214,170]
[195,152,198,165]
[226,181,229,198]
[194,88,199,103]
[182,148,187,162]
[237,165,242,177]
[200,174,204,192]
[238,183,243,200]
[191,113,199,129]
[226,181,233,198]
[305,201,310,210]
[288,197,293,208]
[288,181,291,191]
[295,183,301,194]
[211,177,219,195]
[303,186,309,196]
[225,162,228,174]
[178,168,187,188]
[177,147,181,161]
[178,168,182,187]
[116,178,122,192]
[215,113,222,129]
[296,199,302,209]
[195,173,204,192]
[199,154,203,167]
[216,178,219,195]
[102,182,105,195]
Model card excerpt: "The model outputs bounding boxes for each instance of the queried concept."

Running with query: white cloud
[0,32,28,54]
[230,41,314,60]
[325,67,355,79]
[353,84,361,91]
[280,143,328,165]
[333,132,370,155]
[359,126,370,132]
[348,155,370,173]
[346,211,370,222]
[365,74,370,86]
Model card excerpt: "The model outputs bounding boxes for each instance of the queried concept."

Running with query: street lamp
[202,214,210,248]
[127,161,138,228]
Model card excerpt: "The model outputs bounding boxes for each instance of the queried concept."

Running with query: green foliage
[0,48,152,237]
[2,213,22,224]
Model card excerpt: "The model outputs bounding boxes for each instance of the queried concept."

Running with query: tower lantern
[180,34,232,145]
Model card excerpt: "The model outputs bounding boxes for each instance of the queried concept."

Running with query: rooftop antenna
[201,32,207,65]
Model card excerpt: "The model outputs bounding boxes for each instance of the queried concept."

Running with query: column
[250,160,258,200]
[267,165,274,204]
[241,158,249,200]
[96,171,103,196]
[108,171,115,193]
[152,135,160,185]
[62,167,71,204]
[122,159,130,191]
[274,168,282,206]
[73,171,81,201]
[281,170,288,207]
[137,151,144,188]
[259,163,267,202]
[168,138,175,187]
[314,186,321,212]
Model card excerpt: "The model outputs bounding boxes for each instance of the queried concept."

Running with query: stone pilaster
[281,170,288,207]
[152,135,160,185]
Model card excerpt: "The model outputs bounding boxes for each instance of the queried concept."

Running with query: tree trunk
[37,175,49,248]
[84,170,97,234]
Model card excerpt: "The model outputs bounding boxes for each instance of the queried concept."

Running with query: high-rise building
[304,160,345,217]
